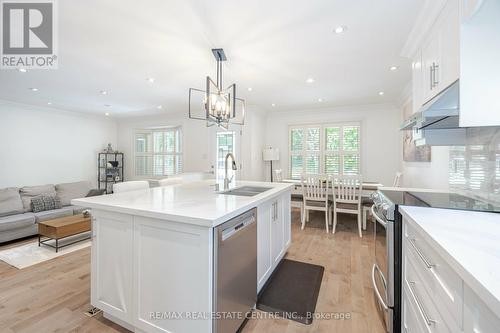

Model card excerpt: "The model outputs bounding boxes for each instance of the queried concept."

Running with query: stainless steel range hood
[401,80,460,131]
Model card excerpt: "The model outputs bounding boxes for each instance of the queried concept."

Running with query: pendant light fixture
[189,48,245,129]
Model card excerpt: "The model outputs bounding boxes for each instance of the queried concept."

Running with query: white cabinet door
[257,201,272,291]
[439,0,460,89]
[132,217,212,333]
[421,28,441,103]
[282,193,291,249]
[412,50,424,112]
[271,197,285,266]
[91,211,134,323]
[419,0,460,104]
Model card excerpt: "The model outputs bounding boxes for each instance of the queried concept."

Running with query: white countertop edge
[72,182,293,228]
[399,206,500,316]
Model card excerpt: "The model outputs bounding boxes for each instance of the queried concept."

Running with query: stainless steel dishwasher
[213,208,257,333]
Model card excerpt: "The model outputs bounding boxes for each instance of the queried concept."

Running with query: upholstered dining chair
[301,174,332,233]
[113,180,149,193]
[332,175,363,237]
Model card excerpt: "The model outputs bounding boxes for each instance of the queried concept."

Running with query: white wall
[399,97,450,190]
[401,146,450,189]
[0,101,117,188]
[264,104,401,186]
[116,106,267,182]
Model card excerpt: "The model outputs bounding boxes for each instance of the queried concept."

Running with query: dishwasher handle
[221,216,256,241]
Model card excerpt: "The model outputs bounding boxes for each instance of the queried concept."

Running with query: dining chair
[332,175,363,237]
[274,169,283,182]
[301,174,332,233]
[113,180,149,193]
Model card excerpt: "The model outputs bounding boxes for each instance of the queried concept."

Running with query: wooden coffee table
[38,214,91,252]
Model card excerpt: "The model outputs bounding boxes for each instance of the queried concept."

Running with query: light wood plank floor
[0,211,385,333]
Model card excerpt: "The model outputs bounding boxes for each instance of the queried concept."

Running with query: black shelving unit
[98,152,124,194]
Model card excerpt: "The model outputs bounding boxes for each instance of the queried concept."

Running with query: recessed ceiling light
[29,88,38,92]
[271,103,276,107]
[318,98,323,102]
[100,90,108,95]
[389,66,399,71]
[306,77,315,84]
[334,26,347,34]
[157,105,163,109]
[247,87,253,92]
[105,112,110,116]
[378,91,385,96]
[147,77,155,83]
[47,102,52,105]
[18,68,27,73]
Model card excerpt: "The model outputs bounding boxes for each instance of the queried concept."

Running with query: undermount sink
[221,186,273,197]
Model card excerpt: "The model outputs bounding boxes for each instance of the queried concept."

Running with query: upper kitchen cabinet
[403,0,460,111]
[421,0,460,105]
[460,0,500,127]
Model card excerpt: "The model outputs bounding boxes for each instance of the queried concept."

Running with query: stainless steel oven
[371,203,394,333]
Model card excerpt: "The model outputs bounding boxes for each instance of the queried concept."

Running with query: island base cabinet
[90,189,292,333]
[91,210,213,333]
[91,211,134,323]
[132,217,212,333]
[257,201,272,291]
[257,191,292,292]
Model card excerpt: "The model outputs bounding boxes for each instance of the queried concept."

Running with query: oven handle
[372,264,389,310]
[371,204,387,227]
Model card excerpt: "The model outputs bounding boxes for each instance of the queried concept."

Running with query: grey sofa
[0,181,96,243]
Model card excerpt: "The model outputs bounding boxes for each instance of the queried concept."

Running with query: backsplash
[449,127,500,204]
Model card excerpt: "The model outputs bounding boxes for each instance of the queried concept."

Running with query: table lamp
[262,147,280,182]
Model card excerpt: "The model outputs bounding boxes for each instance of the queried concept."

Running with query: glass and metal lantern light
[189,49,245,129]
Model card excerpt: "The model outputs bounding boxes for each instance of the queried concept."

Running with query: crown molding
[400,0,448,59]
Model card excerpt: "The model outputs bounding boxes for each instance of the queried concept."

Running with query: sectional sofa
[0,181,97,243]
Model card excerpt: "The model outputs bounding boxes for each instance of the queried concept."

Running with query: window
[215,131,236,181]
[289,123,361,179]
[135,127,182,177]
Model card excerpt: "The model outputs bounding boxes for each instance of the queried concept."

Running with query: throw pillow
[31,195,62,213]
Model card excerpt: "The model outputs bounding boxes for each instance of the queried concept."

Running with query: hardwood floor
[0,211,385,333]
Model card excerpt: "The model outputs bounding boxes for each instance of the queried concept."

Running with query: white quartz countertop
[399,206,500,315]
[72,180,293,227]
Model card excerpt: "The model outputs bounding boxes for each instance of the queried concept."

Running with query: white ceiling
[0,0,422,117]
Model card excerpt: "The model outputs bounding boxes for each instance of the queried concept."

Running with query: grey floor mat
[256,259,324,325]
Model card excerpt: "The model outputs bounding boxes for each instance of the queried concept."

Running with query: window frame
[134,126,183,178]
[215,131,237,181]
[288,122,361,179]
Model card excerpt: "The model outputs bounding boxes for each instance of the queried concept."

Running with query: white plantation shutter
[342,126,360,175]
[290,128,305,179]
[135,127,183,177]
[289,123,361,179]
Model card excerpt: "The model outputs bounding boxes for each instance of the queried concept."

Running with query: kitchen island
[72,180,293,333]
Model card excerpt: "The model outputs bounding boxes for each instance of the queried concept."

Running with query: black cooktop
[380,189,500,214]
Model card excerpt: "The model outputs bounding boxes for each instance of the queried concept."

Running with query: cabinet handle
[408,238,435,269]
[429,65,434,90]
[408,281,436,326]
[433,63,439,87]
